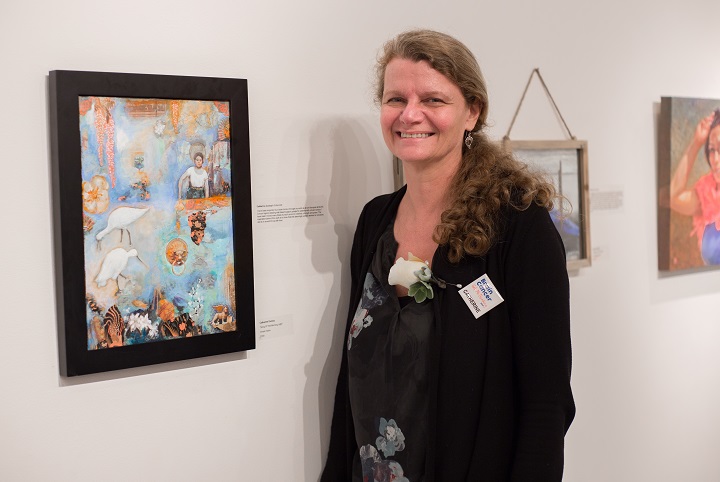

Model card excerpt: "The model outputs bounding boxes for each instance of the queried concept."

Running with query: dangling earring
[464,131,474,149]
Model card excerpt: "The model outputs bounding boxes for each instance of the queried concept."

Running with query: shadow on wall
[302,116,389,481]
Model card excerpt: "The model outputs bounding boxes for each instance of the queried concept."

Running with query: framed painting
[49,70,255,376]
[658,96,720,272]
[506,140,592,270]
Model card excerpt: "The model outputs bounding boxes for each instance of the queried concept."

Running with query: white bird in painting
[96,207,149,250]
[95,247,146,293]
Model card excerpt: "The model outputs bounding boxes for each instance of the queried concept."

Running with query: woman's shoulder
[500,199,557,245]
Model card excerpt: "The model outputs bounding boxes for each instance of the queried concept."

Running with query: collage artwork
[80,96,237,350]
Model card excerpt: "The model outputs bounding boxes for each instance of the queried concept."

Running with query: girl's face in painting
[709,125,720,183]
[194,155,204,169]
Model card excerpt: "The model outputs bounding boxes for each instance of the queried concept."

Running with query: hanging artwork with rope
[503,68,592,270]
[50,70,255,376]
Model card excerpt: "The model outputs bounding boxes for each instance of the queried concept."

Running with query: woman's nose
[399,101,423,124]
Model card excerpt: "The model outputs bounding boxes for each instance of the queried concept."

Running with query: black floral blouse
[347,221,434,482]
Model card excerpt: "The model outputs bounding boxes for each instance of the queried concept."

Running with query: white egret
[95,247,147,293]
[96,207,149,250]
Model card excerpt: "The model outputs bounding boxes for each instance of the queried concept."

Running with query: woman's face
[380,58,479,170]
[194,155,203,168]
[709,125,720,183]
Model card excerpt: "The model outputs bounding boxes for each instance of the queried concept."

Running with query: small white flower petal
[388,257,430,289]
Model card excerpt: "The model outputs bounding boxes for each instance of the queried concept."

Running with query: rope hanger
[503,68,576,141]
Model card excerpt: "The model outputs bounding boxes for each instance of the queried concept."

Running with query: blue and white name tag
[458,274,504,319]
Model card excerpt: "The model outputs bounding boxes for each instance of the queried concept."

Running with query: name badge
[458,274,504,319]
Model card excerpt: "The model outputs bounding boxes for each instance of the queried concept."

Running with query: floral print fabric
[376,417,406,457]
[360,443,409,482]
[347,222,433,482]
[347,273,387,350]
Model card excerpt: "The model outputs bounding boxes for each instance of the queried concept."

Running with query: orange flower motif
[82,175,110,214]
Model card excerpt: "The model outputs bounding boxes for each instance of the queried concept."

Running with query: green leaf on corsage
[408,281,434,303]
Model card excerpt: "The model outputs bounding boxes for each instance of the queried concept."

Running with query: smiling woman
[321,29,575,482]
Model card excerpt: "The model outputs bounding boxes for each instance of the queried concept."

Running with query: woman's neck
[400,157,459,218]
[394,159,458,271]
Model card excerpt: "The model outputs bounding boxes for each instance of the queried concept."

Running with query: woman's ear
[466,100,481,131]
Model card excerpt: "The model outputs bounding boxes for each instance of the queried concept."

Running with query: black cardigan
[321,186,575,481]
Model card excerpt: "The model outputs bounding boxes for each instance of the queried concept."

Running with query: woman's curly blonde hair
[376,29,557,263]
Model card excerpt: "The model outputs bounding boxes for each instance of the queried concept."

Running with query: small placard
[255,196,327,227]
[258,314,293,341]
[458,274,504,319]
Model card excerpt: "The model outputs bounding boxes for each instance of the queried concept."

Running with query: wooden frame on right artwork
[658,96,720,272]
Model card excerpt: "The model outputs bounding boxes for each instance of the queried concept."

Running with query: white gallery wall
[2,0,720,480]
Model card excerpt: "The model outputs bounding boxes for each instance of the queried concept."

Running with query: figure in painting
[178,152,209,199]
[670,109,720,264]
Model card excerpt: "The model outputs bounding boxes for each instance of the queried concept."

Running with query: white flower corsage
[388,253,459,303]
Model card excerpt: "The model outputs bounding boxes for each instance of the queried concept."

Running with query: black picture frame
[49,70,255,376]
